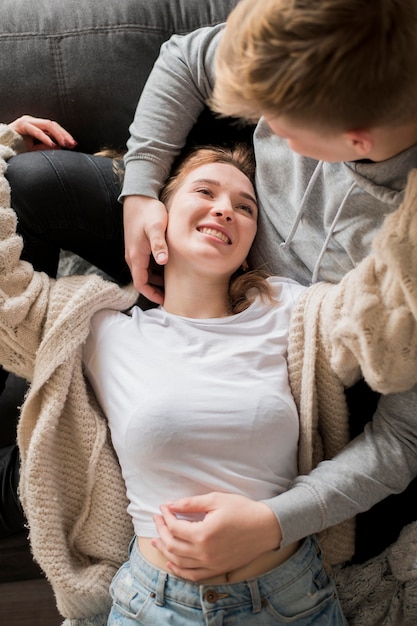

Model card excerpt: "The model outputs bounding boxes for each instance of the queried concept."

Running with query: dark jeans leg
[6,149,131,284]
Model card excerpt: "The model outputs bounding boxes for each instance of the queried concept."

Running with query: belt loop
[155,571,168,607]
[247,579,262,613]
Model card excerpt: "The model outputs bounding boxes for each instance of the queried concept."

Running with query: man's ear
[343,130,374,157]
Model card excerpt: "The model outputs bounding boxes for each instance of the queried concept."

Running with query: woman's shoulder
[267,275,307,303]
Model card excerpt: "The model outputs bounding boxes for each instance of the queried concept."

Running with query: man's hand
[123,195,168,302]
[9,115,77,151]
[151,492,282,581]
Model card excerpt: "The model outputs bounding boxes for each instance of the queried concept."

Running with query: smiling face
[165,162,258,279]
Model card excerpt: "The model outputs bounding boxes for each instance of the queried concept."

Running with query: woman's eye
[237,204,255,216]
[195,187,212,196]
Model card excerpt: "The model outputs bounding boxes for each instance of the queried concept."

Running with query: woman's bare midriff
[138,536,301,585]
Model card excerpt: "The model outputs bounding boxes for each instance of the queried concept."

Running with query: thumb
[152,241,168,265]
[148,216,169,265]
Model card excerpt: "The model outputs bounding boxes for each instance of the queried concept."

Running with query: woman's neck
[163,270,232,319]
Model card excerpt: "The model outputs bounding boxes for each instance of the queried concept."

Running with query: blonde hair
[160,144,276,314]
[211,0,417,130]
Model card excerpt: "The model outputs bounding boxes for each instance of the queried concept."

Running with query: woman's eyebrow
[192,178,257,206]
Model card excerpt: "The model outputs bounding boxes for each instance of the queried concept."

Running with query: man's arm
[271,388,417,545]
[120,25,224,296]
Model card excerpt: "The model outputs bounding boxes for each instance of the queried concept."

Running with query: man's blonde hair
[211,0,417,130]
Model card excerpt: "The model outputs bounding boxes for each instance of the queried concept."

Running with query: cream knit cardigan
[1,128,417,620]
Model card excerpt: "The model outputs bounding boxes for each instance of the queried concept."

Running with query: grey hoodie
[121,24,417,549]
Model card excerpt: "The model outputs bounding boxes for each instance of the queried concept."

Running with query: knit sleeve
[316,168,417,394]
[0,124,27,154]
[0,140,50,380]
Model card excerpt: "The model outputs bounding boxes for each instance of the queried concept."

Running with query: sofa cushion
[0,0,240,153]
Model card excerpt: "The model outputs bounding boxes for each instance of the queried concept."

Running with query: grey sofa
[0,0,242,153]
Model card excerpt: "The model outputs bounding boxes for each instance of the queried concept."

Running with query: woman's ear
[242,259,249,271]
[343,129,374,157]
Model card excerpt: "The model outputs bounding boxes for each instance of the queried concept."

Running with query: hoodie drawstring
[311,181,357,284]
[280,161,324,250]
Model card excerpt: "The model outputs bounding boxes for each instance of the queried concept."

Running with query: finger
[166,493,214,514]
[155,509,202,556]
[23,124,59,149]
[45,120,77,148]
[153,515,198,564]
[139,283,165,304]
[165,562,215,582]
[129,262,164,303]
[129,250,165,303]
[148,257,165,287]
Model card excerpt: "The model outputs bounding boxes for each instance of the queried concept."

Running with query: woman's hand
[123,195,168,303]
[9,115,77,151]
[151,492,282,582]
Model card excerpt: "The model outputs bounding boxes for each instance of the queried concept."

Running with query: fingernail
[156,252,167,263]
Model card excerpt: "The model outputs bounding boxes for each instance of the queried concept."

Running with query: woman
[82,144,346,625]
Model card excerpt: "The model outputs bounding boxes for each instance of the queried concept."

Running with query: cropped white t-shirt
[83,276,305,537]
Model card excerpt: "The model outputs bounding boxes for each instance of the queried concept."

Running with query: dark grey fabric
[0,0,240,152]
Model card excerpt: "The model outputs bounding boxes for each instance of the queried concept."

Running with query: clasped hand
[151,492,282,582]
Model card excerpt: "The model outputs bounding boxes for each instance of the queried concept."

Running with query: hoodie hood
[344,143,415,204]
[249,120,417,286]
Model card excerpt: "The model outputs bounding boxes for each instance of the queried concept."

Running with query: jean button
[204,590,219,604]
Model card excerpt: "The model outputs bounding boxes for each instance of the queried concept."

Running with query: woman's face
[166,162,258,278]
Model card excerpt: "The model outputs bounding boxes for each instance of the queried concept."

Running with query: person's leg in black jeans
[7,150,130,282]
[1,149,130,537]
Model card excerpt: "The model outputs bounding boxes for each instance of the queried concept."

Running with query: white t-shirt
[83,276,305,537]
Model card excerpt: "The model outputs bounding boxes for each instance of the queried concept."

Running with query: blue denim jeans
[108,536,347,625]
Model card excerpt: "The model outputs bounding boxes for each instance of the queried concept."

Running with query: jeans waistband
[128,535,319,612]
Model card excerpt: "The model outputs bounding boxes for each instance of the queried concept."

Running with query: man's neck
[368,119,417,161]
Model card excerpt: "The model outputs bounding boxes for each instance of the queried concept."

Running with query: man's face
[263,113,362,162]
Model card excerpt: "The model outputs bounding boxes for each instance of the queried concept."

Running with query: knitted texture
[0,123,26,154]
[0,141,138,618]
[287,285,355,566]
[318,169,417,394]
[333,521,417,625]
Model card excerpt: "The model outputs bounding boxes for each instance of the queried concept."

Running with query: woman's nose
[212,203,233,221]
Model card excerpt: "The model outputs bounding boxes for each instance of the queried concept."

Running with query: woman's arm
[121,24,224,299]
[0,130,52,379]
